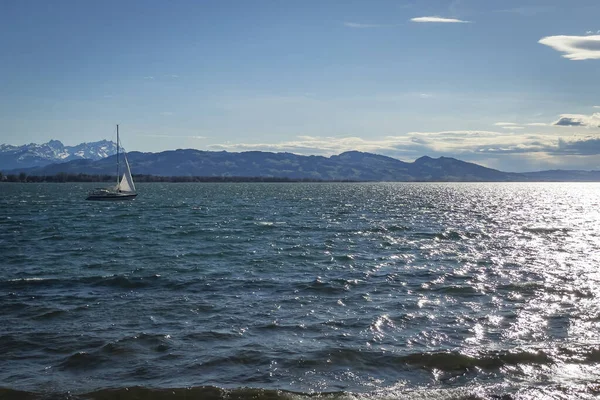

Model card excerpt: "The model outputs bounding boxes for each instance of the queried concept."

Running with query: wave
[522,226,571,235]
[429,285,481,296]
[3,383,599,400]
[57,333,175,371]
[298,277,357,295]
[400,349,552,371]
[0,385,479,400]
[51,345,576,379]
[57,351,107,371]
[295,347,565,373]
[0,335,40,355]
[2,274,166,291]
[90,274,161,289]
[32,309,68,320]
[413,230,487,241]
[103,333,173,354]
[0,387,330,400]
[365,225,410,233]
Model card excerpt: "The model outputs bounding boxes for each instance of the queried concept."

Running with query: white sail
[118,153,136,192]
[118,174,133,192]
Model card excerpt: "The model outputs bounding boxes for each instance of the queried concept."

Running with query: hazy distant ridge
[5,148,600,182]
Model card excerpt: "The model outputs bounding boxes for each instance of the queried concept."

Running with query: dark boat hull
[86,193,138,201]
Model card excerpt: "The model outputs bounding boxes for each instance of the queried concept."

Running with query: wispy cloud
[527,123,550,127]
[206,131,554,157]
[539,35,600,60]
[494,122,525,130]
[160,111,174,116]
[553,113,600,127]
[209,135,416,156]
[594,106,600,109]
[407,130,600,157]
[410,16,470,23]
[205,131,600,171]
[143,76,155,80]
[343,22,390,29]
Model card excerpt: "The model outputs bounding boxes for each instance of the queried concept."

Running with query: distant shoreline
[2,173,600,183]
[0,173,356,183]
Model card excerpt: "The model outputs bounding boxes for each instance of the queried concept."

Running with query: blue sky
[1,0,600,172]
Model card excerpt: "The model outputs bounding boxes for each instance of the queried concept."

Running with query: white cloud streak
[410,16,470,23]
[539,35,600,60]
[494,122,525,130]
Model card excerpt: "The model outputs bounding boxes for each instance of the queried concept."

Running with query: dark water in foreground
[1,182,600,399]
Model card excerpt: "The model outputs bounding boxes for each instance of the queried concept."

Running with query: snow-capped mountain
[0,139,117,170]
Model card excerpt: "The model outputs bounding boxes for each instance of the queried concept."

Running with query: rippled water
[1,182,600,399]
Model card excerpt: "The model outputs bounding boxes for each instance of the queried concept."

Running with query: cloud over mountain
[555,138,600,155]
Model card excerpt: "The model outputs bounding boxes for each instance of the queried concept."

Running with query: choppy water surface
[1,182,600,399]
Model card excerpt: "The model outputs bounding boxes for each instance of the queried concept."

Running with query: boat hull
[86,193,138,201]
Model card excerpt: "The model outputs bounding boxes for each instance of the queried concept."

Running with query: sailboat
[86,125,137,201]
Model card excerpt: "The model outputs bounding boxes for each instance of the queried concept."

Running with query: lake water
[1,182,600,399]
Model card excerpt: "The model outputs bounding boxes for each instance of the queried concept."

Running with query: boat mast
[116,124,120,187]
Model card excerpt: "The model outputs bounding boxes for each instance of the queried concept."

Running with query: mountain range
[3,143,600,182]
[0,140,117,170]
